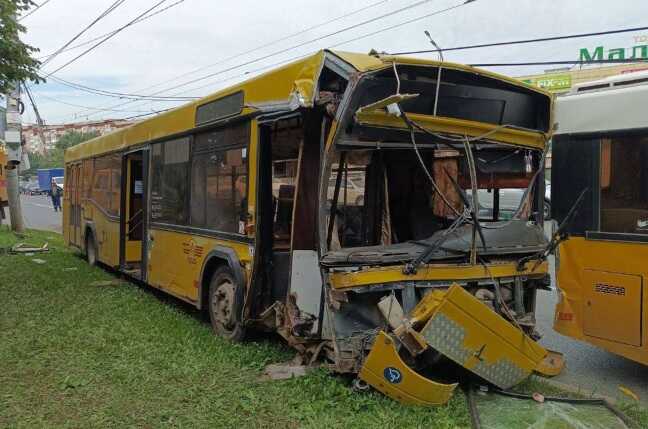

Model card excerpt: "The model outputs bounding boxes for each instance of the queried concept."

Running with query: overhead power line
[53,0,448,118]
[52,0,476,121]
[30,91,164,113]
[127,0,390,95]
[44,0,169,76]
[133,0,445,95]
[37,0,186,61]
[470,59,648,67]
[40,0,129,69]
[22,84,49,152]
[19,0,53,21]
[130,1,468,103]
[45,74,198,101]
[48,0,427,105]
[389,25,648,56]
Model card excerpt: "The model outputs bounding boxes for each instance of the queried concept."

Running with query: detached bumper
[358,284,563,405]
[358,331,458,406]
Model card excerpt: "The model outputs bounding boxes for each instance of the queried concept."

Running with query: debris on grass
[619,386,639,402]
[261,362,311,381]
[31,258,47,265]
[532,392,545,403]
[89,279,122,287]
[63,267,78,272]
[11,242,49,254]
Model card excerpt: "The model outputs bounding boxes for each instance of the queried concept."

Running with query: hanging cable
[390,25,648,56]
[37,0,186,61]
[470,59,648,67]
[40,0,129,69]
[52,0,473,120]
[18,0,54,21]
[44,0,169,76]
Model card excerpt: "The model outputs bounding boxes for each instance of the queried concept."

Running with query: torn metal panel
[419,285,546,389]
[358,331,458,406]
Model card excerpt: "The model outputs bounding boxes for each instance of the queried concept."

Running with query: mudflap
[358,331,458,406]
[419,285,550,390]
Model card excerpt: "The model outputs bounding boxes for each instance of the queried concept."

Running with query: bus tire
[208,266,246,342]
[85,232,97,266]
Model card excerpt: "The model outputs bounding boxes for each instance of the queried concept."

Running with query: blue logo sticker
[383,367,402,384]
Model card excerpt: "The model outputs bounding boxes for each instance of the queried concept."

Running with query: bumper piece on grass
[359,284,561,405]
[358,331,458,406]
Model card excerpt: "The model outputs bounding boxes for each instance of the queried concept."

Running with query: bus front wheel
[208,266,246,342]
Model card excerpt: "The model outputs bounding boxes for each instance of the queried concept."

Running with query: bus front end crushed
[315,57,562,405]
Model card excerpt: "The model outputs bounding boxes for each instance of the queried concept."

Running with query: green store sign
[522,74,572,91]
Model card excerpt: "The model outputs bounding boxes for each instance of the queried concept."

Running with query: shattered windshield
[325,144,543,252]
[322,64,550,266]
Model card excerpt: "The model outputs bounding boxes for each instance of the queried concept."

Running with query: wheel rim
[211,278,236,332]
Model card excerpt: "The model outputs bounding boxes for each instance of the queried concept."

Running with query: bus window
[327,155,369,248]
[151,137,190,225]
[92,157,111,214]
[270,120,301,249]
[82,159,93,199]
[600,136,648,234]
[191,123,249,233]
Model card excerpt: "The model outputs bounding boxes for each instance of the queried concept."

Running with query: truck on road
[37,168,64,195]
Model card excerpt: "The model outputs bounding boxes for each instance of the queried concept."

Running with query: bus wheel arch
[199,249,247,342]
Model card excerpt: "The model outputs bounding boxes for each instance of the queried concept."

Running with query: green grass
[0,228,469,428]
[2,228,647,428]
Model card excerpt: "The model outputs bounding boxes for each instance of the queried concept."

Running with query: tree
[0,0,43,94]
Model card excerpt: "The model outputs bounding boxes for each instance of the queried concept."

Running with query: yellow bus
[553,71,648,366]
[64,50,559,405]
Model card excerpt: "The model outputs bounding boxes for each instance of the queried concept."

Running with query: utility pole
[4,84,25,233]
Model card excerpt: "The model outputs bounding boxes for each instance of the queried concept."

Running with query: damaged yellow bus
[64,50,560,405]
[552,71,648,366]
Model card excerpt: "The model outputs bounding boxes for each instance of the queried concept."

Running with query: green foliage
[0,0,44,94]
[21,130,98,177]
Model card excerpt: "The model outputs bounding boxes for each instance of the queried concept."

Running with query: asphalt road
[2,194,62,233]
[3,201,647,403]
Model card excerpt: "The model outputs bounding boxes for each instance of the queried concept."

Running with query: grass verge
[0,228,468,428]
[2,228,646,428]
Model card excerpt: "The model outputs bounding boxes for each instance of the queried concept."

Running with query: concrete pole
[4,84,25,233]
[5,166,24,232]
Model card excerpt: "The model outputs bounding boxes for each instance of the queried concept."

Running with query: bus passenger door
[68,164,82,247]
[119,149,148,281]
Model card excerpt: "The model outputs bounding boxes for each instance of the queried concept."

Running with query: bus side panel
[147,228,252,304]
[555,237,648,365]
[92,213,120,267]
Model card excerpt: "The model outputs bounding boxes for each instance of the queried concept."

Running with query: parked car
[469,182,551,220]
[26,183,45,195]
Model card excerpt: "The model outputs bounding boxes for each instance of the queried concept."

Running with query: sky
[17,0,648,124]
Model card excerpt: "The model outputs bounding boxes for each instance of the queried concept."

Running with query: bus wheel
[208,266,245,342]
[86,233,97,266]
